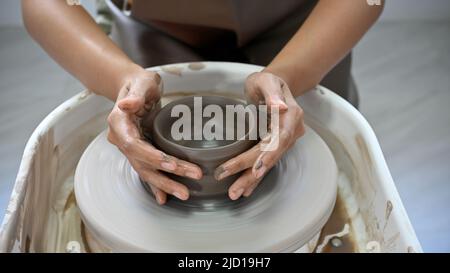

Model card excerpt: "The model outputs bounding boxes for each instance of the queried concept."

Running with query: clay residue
[78,90,91,101]
[161,65,183,76]
[80,223,92,253]
[355,134,373,168]
[63,191,76,214]
[163,90,245,104]
[314,196,357,253]
[24,236,31,253]
[385,201,393,221]
[316,223,350,253]
[366,241,381,252]
[188,62,206,71]
[384,232,400,252]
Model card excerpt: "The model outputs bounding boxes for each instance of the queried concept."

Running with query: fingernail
[161,153,176,171]
[271,95,286,104]
[230,188,244,200]
[255,166,267,179]
[173,191,188,201]
[274,101,288,111]
[161,162,176,171]
[280,100,288,107]
[214,166,229,181]
[156,193,164,205]
[186,171,201,180]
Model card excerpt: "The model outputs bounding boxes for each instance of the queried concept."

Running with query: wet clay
[74,123,338,252]
[315,196,356,253]
[77,193,357,253]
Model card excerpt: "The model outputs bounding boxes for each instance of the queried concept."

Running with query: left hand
[214,71,306,200]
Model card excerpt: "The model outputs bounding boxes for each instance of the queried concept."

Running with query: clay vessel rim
[152,95,258,153]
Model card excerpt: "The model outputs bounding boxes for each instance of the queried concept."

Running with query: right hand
[107,69,203,205]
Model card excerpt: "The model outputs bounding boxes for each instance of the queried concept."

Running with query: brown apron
[104,0,358,107]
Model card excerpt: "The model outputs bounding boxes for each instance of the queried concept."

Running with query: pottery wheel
[75,125,337,252]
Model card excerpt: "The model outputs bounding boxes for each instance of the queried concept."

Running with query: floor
[0,22,449,252]
[352,22,450,252]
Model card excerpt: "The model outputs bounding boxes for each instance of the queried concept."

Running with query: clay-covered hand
[214,71,305,200]
[107,70,202,205]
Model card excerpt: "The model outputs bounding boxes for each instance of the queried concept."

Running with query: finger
[125,139,202,180]
[116,82,130,102]
[243,181,259,197]
[149,184,167,205]
[228,169,261,200]
[118,84,144,113]
[174,159,203,180]
[214,143,261,181]
[252,130,292,179]
[280,82,298,106]
[247,73,288,111]
[213,124,286,181]
[142,170,190,201]
[261,86,288,112]
[107,109,141,148]
[141,149,203,180]
[118,74,161,114]
[128,158,168,205]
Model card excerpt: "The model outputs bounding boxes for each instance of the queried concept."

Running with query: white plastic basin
[0,62,422,253]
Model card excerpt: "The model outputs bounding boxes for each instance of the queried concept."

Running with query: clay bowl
[148,95,258,202]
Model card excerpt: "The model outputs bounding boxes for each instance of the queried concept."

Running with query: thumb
[259,84,288,112]
[118,77,159,114]
[253,73,288,111]
[118,86,146,115]
[265,92,288,112]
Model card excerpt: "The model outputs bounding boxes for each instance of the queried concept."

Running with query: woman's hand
[214,72,305,200]
[107,69,203,205]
